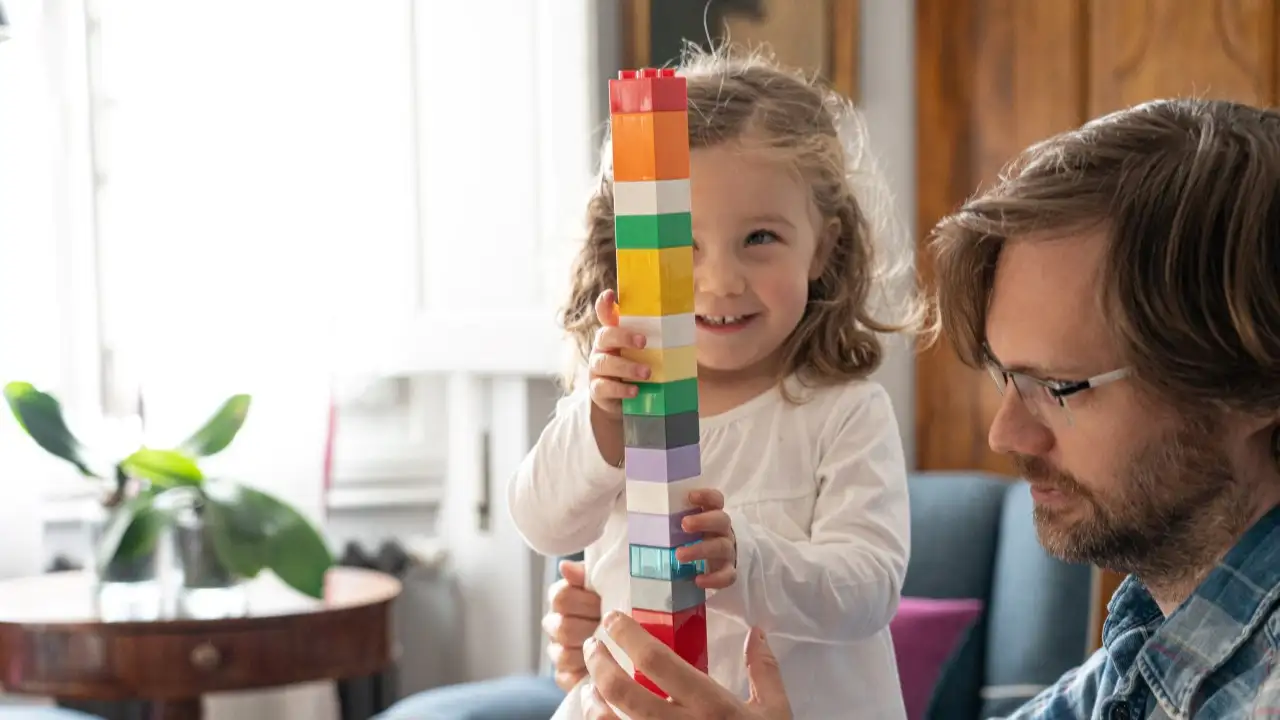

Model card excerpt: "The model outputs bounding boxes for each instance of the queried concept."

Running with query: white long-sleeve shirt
[509,375,911,720]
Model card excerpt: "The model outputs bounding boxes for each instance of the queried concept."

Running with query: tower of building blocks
[609,67,708,698]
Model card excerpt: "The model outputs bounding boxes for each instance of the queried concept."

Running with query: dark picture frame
[620,0,860,103]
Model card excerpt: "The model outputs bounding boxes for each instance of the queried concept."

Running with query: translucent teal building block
[629,542,705,580]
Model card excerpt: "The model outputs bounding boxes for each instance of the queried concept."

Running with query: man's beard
[1014,417,1253,586]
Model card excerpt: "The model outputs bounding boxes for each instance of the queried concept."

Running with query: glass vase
[157,490,247,619]
[87,500,162,622]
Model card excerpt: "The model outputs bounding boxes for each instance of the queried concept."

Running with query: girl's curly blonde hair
[559,44,921,397]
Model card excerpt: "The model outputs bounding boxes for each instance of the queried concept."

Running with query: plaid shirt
[1002,504,1280,719]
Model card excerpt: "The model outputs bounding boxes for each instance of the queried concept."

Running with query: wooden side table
[0,567,401,720]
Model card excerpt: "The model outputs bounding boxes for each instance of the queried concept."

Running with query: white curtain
[5,1,599,714]
[0,0,66,580]
[0,2,85,709]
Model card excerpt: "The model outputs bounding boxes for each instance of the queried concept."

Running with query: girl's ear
[808,217,840,281]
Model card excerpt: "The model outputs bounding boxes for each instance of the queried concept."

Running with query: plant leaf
[202,479,333,597]
[120,448,204,488]
[3,381,98,477]
[200,481,269,578]
[180,394,251,457]
[95,491,165,571]
[202,499,269,579]
[264,505,334,599]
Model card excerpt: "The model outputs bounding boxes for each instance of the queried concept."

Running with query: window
[21,0,599,518]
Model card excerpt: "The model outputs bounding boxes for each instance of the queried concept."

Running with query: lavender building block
[624,444,701,482]
[628,509,700,547]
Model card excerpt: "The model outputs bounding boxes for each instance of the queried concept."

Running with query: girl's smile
[695,313,760,333]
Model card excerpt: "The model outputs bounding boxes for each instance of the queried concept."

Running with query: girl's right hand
[588,289,651,417]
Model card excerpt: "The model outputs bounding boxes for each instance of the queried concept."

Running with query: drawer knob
[190,642,221,671]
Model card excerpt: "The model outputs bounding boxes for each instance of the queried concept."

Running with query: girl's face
[688,143,832,379]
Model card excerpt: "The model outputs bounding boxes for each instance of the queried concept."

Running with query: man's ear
[808,217,840,281]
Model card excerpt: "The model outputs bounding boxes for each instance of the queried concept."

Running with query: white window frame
[39,0,598,523]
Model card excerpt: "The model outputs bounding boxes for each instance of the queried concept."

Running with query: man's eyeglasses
[984,354,1131,426]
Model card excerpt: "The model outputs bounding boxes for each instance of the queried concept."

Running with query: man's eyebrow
[984,349,1094,379]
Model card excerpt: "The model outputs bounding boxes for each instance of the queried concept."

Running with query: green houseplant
[3,382,334,599]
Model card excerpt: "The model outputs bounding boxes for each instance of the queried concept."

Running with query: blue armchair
[378,471,1095,719]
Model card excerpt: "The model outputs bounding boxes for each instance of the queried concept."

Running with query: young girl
[509,45,918,719]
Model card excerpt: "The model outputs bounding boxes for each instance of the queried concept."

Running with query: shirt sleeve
[506,387,626,557]
[709,383,911,643]
[1249,654,1280,719]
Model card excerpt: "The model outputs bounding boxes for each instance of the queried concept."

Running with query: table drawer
[112,621,392,698]
[0,568,398,703]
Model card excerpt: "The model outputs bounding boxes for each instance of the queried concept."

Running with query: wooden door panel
[916,0,1280,473]
[1088,0,1276,114]
[915,0,986,474]
[916,0,1086,474]
[917,0,1280,656]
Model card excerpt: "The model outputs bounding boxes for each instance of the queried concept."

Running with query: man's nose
[988,390,1055,458]
[695,250,746,296]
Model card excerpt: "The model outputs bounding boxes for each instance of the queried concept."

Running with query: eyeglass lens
[989,367,1062,417]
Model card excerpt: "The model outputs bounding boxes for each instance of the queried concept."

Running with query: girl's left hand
[679,489,738,589]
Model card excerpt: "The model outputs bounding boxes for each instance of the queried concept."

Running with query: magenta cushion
[889,596,984,720]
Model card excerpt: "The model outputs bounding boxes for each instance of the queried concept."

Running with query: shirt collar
[1105,503,1280,715]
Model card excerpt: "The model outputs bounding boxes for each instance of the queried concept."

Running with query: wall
[640,0,919,465]
[859,0,916,467]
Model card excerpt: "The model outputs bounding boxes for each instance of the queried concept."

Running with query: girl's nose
[694,251,746,297]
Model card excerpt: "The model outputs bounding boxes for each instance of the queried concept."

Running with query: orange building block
[611,110,690,183]
[616,247,694,316]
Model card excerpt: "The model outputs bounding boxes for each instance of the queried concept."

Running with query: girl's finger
[681,509,731,535]
[696,565,737,589]
[589,352,651,382]
[595,290,620,327]
[678,537,734,564]
[591,378,638,402]
[687,489,725,510]
[547,642,587,674]
[593,325,645,353]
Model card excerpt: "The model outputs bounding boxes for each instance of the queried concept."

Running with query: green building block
[614,212,693,250]
[623,378,699,416]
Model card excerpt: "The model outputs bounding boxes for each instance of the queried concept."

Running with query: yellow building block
[622,345,697,384]
[616,247,694,316]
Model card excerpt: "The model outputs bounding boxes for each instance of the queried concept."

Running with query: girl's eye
[745,230,779,246]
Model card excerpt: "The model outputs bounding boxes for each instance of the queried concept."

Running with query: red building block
[631,604,708,698]
[610,67,688,113]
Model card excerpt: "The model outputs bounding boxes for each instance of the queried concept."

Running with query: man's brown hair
[930,98,1280,419]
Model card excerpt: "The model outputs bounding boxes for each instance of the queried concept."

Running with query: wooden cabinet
[916,0,1280,652]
